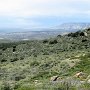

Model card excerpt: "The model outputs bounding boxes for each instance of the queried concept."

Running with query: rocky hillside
[0,28,90,90]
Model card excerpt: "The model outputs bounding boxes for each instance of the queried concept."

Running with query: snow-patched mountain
[55,23,90,30]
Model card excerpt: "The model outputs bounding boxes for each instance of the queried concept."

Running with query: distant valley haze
[0,23,90,41]
[0,0,90,40]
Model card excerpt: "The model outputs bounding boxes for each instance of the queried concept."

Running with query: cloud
[0,0,90,29]
[0,0,90,17]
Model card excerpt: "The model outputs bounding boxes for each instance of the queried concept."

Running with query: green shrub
[49,40,58,44]
[69,54,90,75]
[30,61,40,67]
[10,58,19,62]
[1,82,12,90]
[1,59,7,62]
[16,86,35,90]
[43,40,48,43]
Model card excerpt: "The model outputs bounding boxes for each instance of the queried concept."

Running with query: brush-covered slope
[0,28,90,90]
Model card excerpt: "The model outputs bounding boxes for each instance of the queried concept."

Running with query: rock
[80,81,85,84]
[34,80,38,84]
[87,79,90,84]
[57,77,63,81]
[34,80,42,86]
[50,76,59,81]
[82,54,85,56]
[86,75,90,80]
[74,72,84,78]
[35,83,42,86]
[86,75,90,83]
[84,32,88,37]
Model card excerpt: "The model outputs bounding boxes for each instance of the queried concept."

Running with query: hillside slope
[0,28,90,90]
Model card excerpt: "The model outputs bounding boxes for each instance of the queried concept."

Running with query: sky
[0,0,90,31]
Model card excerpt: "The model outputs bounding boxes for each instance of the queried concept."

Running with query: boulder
[34,80,38,84]
[50,76,59,81]
[87,79,90,84]
[84,32,88,37]
[86,75,90,83]
[74,72,84,78]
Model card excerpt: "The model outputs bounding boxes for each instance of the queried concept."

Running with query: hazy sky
[0,0,90,29]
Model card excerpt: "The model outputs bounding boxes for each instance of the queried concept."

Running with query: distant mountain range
[55,23,90,30]
[0,23,90,41]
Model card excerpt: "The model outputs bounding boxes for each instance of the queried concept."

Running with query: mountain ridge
[55,23,90,30]
[0,23,90,41]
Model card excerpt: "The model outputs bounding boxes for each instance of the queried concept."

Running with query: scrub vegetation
[0,28,90,90]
